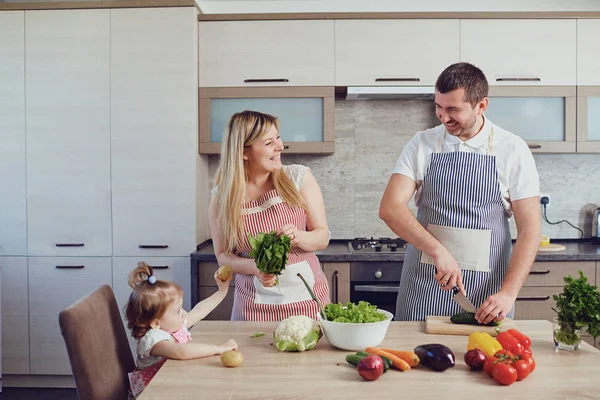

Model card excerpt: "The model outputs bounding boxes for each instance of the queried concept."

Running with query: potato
[217,265,232,282]
[220,350,243,367]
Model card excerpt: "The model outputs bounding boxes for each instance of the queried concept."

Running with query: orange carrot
[378,348,420,367]
[365,347,411,371]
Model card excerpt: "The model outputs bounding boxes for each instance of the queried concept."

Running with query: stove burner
[349,237,407,252]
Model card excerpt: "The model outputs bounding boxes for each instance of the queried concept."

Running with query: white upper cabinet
[199,20,335,87]
[111,8,198,257]
[335,19,460,86]
[577,19,600,86]
[0,12,27,256]
[25,10,112,256]
[461,20,577,86]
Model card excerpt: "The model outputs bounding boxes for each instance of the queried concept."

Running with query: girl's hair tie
[148,275,157,284]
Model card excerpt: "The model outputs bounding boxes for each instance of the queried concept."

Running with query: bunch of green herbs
[552,270,600,344]
[248,231,291,283]
[324,301,386,323]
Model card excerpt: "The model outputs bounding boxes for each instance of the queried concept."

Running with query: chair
[59,285,136,400]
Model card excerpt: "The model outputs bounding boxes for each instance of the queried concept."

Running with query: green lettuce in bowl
[324,301,387,323]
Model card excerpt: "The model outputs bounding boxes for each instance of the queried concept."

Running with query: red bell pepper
[496,332,524,355]
[506,328,531,350]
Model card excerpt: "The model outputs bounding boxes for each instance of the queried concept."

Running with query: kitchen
[1,0,600,398]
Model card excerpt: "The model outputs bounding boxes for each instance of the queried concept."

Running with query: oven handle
[354,285,399,293]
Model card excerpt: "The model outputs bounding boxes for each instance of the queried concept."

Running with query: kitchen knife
[452,286,476,313]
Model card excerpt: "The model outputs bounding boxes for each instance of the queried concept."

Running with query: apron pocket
[253,261,315,305]
[420,224,491,273]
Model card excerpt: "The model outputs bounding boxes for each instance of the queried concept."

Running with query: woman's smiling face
[243,125,284,173]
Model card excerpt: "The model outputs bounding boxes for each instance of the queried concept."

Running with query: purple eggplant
[414,344,455,372]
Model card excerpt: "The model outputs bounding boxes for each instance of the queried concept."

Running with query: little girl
[125,262,237,397]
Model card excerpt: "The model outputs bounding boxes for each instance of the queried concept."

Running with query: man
[379,62,541,324]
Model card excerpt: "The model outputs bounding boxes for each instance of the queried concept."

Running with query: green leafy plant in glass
[248,231,291,285]
[552,270,600,346]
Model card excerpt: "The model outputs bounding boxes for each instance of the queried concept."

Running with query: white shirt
[392,117,540,217]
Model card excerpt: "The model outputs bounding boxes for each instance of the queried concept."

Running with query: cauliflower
[274,315,322,352]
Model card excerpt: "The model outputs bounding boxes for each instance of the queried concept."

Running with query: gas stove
[348,237,408,253]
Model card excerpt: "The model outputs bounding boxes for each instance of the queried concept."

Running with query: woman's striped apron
[395,127,513,321]
[230,171,330,321]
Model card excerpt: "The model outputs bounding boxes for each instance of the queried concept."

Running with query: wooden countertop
[139,320,600,400]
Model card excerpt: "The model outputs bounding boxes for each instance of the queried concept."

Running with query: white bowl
[317,309,394,351]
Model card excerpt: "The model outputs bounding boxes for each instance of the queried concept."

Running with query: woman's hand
[213,270,232,293]
[255,271,277,287]
[277,223,302,248]
[432,247,466,295]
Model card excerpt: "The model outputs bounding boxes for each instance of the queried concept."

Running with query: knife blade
[452,286,476,313]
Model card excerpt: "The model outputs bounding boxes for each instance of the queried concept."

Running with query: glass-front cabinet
[577,87,600,153]
[485,87,576,153]
[198,87,334,155]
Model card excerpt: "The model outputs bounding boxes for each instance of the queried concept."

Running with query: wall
[207,100,600,240]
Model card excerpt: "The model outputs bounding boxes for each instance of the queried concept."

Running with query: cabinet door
[112,256,191,352]
[0,12,26,256]
[26,10,111,256]
[577,20,600,86]
[335,19,459,86]
[199,20,334,87]
[522,261,595,287]
[577,87,600,153]
[1,257,29,374]
[28,257,112,375]
[322,262,350,304]
[514,287,560,322]
[111,8,198,257]
[196,262,234,321]
[461,20,576,86]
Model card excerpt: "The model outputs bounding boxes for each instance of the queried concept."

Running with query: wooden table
[139,320,600,400]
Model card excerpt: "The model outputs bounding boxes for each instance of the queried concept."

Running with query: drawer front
[198,287,234,321]
[514,287,561,322]
[28,257,112,375]
[523,261,596,287]
[198,262,235,288]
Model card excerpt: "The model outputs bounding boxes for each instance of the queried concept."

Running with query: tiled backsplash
[208,100,600,240]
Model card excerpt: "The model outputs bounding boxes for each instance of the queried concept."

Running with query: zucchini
[345,352,390,372]
[450,311,500,326]
[345,354,365,367]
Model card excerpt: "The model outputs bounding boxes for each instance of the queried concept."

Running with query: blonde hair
[124,262,183,339]
[214,110,307,253]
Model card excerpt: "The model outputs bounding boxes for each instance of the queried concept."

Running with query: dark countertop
[191,239,600,263]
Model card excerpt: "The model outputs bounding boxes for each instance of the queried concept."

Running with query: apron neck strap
[437,126,495,156]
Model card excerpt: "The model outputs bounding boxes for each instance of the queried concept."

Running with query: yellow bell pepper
[467,332,503,358]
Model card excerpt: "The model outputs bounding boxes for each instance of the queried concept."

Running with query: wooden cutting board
[538,244,566,252]
[425,316,517,336]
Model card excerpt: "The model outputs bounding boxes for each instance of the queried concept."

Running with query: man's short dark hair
[435,62,489,107]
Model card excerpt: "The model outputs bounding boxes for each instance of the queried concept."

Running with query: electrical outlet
[540,194,551,205]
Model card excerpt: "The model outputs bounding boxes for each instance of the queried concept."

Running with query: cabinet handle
[516,296,550,301]
[496,77,541,82]
[139,245,169,249]
[354,285,399,293]
[283,145,290,150]
[528,144,542,149]
[375,78,420,82]
[55,265,85,269]
[529,270,551,275]
[332,271,339,304]
[243,79,289,83]
[55,243,84,247]
[149,265,169,270]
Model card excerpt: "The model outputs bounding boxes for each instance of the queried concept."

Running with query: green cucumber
[346,352,390,372]
[345,354,365,366]
[450,311,500,326]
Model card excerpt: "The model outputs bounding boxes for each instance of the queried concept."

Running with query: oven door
[349,262,402,318]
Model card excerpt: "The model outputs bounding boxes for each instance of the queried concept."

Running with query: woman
[208,110,331,321]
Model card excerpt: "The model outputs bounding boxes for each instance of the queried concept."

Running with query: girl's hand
[256,271,277,287]
[276,223,302,248]
[213,270,232,293]
[219,339,238,353]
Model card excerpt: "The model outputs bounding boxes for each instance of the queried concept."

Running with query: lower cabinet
[28,257,112,375]
[1,257,29,374]
[112,257,191,353]
[196,261,234,321]
[322,262,350,304]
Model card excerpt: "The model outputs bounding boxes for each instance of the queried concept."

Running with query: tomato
[520,348,533,356]
[519,353,536,373]
[483,356,496,377]
[513,360,530,381]
[494,349,516,363]
[492,363,518,386]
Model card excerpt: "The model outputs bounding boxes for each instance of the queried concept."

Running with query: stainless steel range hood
[346,86,435,101]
